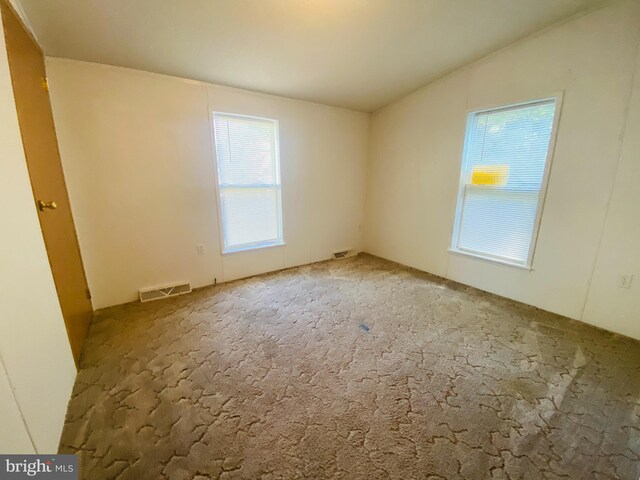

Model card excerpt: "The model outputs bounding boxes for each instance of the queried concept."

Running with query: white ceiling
[17,0,608,112]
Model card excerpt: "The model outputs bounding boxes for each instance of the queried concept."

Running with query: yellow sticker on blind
[470,165,509,186]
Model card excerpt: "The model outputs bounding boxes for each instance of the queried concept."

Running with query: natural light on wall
[212,113,283,253]
[451,98,559,267]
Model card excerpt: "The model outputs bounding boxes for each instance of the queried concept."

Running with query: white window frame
[450,94,563,270]
[211,111,285,255]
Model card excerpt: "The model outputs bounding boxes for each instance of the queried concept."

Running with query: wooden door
[1,1,92,366]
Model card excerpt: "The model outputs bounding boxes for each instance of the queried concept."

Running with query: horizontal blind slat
[455,100,556,264]
[213,114,282,251]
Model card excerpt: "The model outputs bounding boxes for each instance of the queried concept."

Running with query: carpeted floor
[59,254,640,480]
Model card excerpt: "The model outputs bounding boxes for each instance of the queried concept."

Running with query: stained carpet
[59,254,640,479]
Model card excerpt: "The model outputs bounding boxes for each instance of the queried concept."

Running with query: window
[212,113,283,253]
[451,97,559,268]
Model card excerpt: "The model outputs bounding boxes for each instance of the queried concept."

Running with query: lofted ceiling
[16,0,609,112]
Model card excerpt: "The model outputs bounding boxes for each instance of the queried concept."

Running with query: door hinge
[85,288,91,300]
[40,76,49,92]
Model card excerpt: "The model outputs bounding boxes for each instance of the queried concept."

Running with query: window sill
[448,248,533,271]
[222,241,286,255]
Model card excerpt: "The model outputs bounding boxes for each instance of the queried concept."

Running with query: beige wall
[0,9,76,453]
[582,43,640,339]
[47,59,369,309]
[366,0,640,339]
[0,361,33,453]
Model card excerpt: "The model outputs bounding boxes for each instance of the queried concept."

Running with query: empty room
[1,0,639,478]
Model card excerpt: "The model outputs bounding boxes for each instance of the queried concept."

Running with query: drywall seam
[0,351,36,452]
[579,33,640,321]
[204,85,226,284]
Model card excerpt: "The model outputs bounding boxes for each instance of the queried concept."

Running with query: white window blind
[213,113,283,253]
[451,99,558,267]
